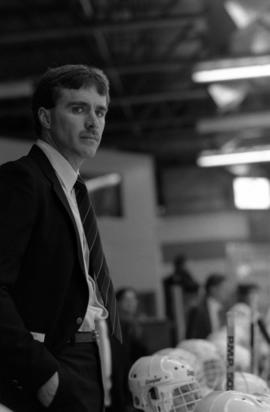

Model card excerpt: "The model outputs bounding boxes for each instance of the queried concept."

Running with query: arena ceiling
[1,0,270,171]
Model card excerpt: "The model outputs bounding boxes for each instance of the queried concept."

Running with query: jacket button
[76,317,83,325]
[12,379,23,390]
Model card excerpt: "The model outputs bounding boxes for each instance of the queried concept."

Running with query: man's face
[120,290,138,316]
[44,86,107,170]
[213,281,228,304]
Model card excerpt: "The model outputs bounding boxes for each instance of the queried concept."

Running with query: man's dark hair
[173,254,186,267]
[205,273,226,295]
[236,282,259,304]
[32,64,110,137]
[172,254,199,293]
[116,287,137,303]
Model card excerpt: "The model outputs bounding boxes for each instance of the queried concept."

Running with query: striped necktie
[74,175,122,342]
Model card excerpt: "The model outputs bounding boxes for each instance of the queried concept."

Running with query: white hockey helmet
[221,372,270,395]
[128,354,202,412]
[155,348,209,396]
[178,339,225,390]
[210,336,251,372]
[194,390,270,412]
[155,348,176,356]
[209,323,250,351]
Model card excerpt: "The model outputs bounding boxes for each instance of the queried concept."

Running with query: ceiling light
[233,177,270,209]
[197,112,270,134]
[0,80,33,98]
[225,0,257,28]
[207,83,247,110]
[197,146,270,167]
[192,55,270,83]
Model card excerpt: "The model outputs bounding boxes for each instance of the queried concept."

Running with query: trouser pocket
[47,363,72,410]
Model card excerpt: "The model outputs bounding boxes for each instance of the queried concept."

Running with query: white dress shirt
[36,140,108,330]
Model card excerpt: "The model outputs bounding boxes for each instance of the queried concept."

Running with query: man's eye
[72,106,84,113]
[96,110,106,118]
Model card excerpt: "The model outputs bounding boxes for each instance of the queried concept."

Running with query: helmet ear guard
[128,354,202,412]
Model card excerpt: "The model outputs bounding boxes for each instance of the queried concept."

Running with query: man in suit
[0,64,121,412]
[186,273,227,339]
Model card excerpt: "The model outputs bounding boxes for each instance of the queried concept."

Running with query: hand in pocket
[37,371,59,407]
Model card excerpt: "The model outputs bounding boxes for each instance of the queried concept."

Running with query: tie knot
[74,174,84,187]
[74,176,88,202]
[74,174,86,189]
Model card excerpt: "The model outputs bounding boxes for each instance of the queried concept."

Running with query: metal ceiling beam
[92,30,140,137]
[0,110,197,132]
[0,2,64,12]
[106,116,196,132]
[0,15,206,46]
[111,89,207,105]
[0,78,207,104]
[103,132,204,156]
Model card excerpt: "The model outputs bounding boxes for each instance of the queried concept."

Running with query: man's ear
[38,107,51,129]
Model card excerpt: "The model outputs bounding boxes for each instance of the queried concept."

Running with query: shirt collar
[36,139,78,193]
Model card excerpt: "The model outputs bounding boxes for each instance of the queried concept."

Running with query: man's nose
[85,112,97,128]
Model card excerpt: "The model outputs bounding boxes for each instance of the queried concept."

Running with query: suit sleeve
[0,161,59,392]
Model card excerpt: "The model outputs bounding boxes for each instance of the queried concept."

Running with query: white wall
[157,212,249,243]
[80,149,163,307]
[157,211,250,285]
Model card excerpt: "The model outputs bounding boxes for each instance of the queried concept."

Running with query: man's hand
[37,371,59,407]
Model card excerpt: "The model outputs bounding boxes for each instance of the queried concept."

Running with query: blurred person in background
[231,282,263,351]
[116,287,148,363]
[108,287,149,412]
[186,273,228,339]
[234,282,270,381]
[236,282,260,309]
[163,254,200,344]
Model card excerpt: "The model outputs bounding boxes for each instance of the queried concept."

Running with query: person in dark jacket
[186,273,228,339]
[0,64,121,412]
[109,287,149,412]
[163,254,200,344]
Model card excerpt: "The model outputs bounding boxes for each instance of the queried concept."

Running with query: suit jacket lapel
[28,144,86,274]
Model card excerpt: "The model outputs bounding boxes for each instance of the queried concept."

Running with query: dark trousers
[1,342,104,412]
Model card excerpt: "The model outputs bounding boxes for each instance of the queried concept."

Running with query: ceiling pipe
[0,15,206,46]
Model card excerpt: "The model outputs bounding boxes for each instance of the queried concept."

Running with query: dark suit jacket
[185,297,212,339]
[0,145,93,393]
